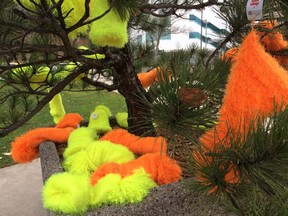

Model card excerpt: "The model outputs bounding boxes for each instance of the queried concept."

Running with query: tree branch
[0,64,95,137]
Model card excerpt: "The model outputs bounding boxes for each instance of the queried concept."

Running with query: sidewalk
[0,159,47,216]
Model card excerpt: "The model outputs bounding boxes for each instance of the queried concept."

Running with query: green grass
[0,90,127,168]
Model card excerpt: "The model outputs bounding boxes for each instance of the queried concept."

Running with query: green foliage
[109,0,139,21]
[0,90,36,127]
[214,0,250,45]
[131,42,156,71]
[188,105,288,215]
[145,47,230,143]
[0,90,127,168]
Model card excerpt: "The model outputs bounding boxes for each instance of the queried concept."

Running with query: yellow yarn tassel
[90,168,157,207]
[89,0,129,48]
[17,0,88,40]
[42,173,91,214]
[49,93,66,124]
[63,140,135,175]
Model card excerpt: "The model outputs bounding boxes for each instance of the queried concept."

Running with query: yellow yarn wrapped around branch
[16,0,88,40]
[89,0,129,48]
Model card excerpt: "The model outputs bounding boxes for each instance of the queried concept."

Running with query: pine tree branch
[205,29,239,68]
[69,0,114,29]
[0,45,65,56]
[66,0,91,33]
[0,64,94,137]
[81,76,118,91]
[269,48,288,56]
[139,0,228,16]
[0,56,70,74]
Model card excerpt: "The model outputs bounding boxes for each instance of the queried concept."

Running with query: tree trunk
[113,45,155,136]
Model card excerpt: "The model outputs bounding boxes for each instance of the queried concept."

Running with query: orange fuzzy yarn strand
[137,68,167,88]
[90,153,182,186]
[11,127,74,163]
[11,113,82,163]
[55,113,83,129]
[258,20,288,52]
[200,30,288,150]
[222,47,238,63]
[100,129,167,154]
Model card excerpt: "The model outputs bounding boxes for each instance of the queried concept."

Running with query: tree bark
[113,45,155,136]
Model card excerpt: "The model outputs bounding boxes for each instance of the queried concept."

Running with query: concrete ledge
[39,142,231,216]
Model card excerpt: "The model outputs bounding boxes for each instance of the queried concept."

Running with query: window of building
[160,32,171,40]
[137,35,142,43]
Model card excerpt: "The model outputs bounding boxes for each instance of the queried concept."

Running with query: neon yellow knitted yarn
[90,168,157,207]
[43,169,156,213]
[115,112,128,128]
[42,172,91,214]
[17,0,88,40]
[63,150,92,175]
[63,127,99,158]
[89,0,129,48]
[88,105,112,133]
[67,127,98,147]
[86,140,135,170]
[63,140,135,175]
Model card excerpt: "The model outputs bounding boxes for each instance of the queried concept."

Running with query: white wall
[130,6,228,51]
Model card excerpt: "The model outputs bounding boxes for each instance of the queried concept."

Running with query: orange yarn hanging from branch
[137,67,170,88]
[258,20,288,52]
[222,20,288,67]
[200,30,288,151]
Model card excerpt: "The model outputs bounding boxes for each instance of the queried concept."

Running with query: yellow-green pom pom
[86,140,135,171]
[117,168,157,203]
[68,127,98,147]
[64,127,99,159]
[90,168,157,207]
[89,0,129,48]
[49,93,66,124]
[63,150,92,175]
[64,141,134,175]
[42,173,91,214]
[88,105,112,133]
[115,112,128,128]
[67,1,89,40]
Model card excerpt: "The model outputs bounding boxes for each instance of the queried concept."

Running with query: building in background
[131,7,229,51]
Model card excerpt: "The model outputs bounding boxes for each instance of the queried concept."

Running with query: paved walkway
[0,159,47,216]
